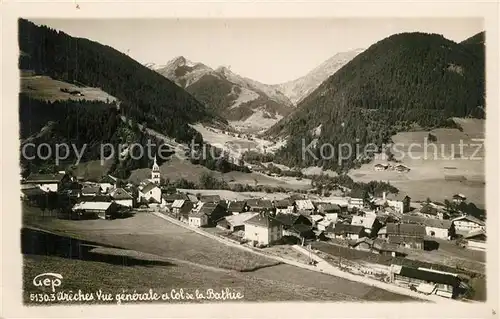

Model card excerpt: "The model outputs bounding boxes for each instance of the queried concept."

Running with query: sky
[30,18,483,84]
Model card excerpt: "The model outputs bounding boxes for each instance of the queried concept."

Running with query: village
[20,156,486,302]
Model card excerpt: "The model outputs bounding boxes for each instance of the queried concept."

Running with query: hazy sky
[30,18,483,84]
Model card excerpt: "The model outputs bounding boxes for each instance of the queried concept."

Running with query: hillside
[18,19,221,144]
[274,49,364,105]
[153,56,294,132]
[268,32,485,171]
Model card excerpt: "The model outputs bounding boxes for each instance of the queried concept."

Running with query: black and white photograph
[1,2,499,318]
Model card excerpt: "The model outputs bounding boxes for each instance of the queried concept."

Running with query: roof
[351,215,376,229]
[318,203,341,212]
[163,193,189,202]
[463,229,486,239]
[452,215,485,226]
[386,223,426,238]
[189,210,207,218]
[453,194,467,200]
[318,219,333,227]
[141,183,159,193]
[227,200,247,212]
[172,199,186,208]
[372,239,401,253]
[274,199,293,208]
[274,212,311,227]
[223,212,259,227]
[73,201,113,211]
[246,199,273,209]
[392,265,461,287]
[199,203,219,216]
[200,195,221,203]
[187,194,199,203]
[82,186,101,194]
[310,215,324,223]
[244,213,281,228]
[78,195,111,203]
[110,188,133,200]
[330,223,364,235]
[21,187,46,197]
[99,175,117,184]
[25,173,66,183]
[295,200,315,211]
[401,215,452,229]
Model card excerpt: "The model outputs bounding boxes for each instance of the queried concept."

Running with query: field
[349,118,485,206]
[21,72,118,103]
[22,205,415,302]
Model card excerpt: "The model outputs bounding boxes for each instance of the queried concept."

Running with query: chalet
[419,203,448,220]
[463,229,486,251]
[372,239,406,257]
[389,264,462,299]
[377,225,388,239]
[349,237,374,252]
[243,212,283,246]
[317,219,334,232]
[227,200,247,215]
[326,223,365,240]
[348,197,364,209]
[171,200,194,220]
[273,199,295,214]
[187,194,199,203]
[295,199,315,215]
[20,187,46,205]
[138,183,162,204]
[109,188,133,208]
[199,202,227,226]
[351,215,381,236]
[309,214,324,227]
[188,210,208,227]
[452,194,467,203]
[317,203,341,215]
[72,201,118,220]
[246,199,274,212]
[163,193,189,204]
[217,212,258,232]
[401,215,454,240]
[452,215,485,234]
[274,212,314,240]
[386,223,426,250]
[200,195,221,204]
[81,186,102,197]
[98,175,117,193]
[23,172,71,192]
[374,163,389,171]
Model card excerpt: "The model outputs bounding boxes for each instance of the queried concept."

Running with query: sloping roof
[351,215,376,229]
[274,199,293,208]
[73,201,113,211]
[295,200,315,211]
[401,215,452,229]
[244,213,281,228]
[199,203,218,216]
[386,223,426,238]
[274,212,311,227]
[82,186,101,194]
[246,199,273,209]
[463,229,486,239]
[187,194,199,203]
[318,219,333,228]
[372,239,401,253]
[318,203,341,212]
[99,175,117,184]
[110,188,133,200]
[172,199,186,208]
[163,193,189,202]
[393,265,461,287]
[310,215,324,223]
[21,187,46,197]
[25,173,66,183]
[227,200,246,212]
[200,195,221,203]
[189,210,207,218]
[223,212,258,227]
[452,215,485,226]
[78,195,112,203]
[141,183,159,193]
[324,213,339,223]
[331,223,364,235]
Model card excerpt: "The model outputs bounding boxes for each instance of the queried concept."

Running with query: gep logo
[33,273,63,292]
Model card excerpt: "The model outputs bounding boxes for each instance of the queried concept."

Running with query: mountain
[18,19,221,144]
[460,31,485,61]
[268,32,485,171]
[153,56,294,132]
[274,49,364,105]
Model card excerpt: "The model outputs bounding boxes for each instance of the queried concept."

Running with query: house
[227,200,247,215]
[171,199,194,220]
[463,229,486,251]
[243,212,283,246]
[294,199,315,215]
[401,215,454,240]
[419,203,449,220]
[138,182,162,204]
[389,264,462,299]
[452,193,467,203]
[20,187,47,205]
[452,215,485,233]
[246,199,274,212]
[403,195,411,213]
[187,194,199,203]
[163,193,189,204]
[317,203,341,215]
[349,237,374,252]
[109,188,133,208]
[72,201,118,220]
[217,212,258,232]
[317,219,334,232]
[200,195,221,204]
[309,214,324,228]
[188,210,208,228]
[348,197,364,209]
[98,175,117,193]
[273,199,295,214]
[326,223,365,240]
[81,186,102,197]
[377,225,388,239]
[386,223,426,250]
[274,212,314,240]
[198,202,227,226]
[372,239,407,257]
[351,215,381,236]
[374,163,388,171]
[23,172,71,192]
[394,164,411,173]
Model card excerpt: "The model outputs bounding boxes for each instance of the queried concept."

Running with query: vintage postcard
[1,1,498,318]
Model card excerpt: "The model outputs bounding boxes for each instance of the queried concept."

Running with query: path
[150,211,462,303]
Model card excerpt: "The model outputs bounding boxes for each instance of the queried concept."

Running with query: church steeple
[151,155,161,184]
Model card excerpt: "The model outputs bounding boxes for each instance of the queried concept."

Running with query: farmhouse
[371,240,406,257]
[351,215,381,235]
[295,199,315,215]
[217,212,258,232]
[317,203,342,215]
[452,215,485,233]
[163,193,189,204]
[401,215,454,239]
[188,210,208,228]
[72,201,118,220]
[348,197,364,209]
[138,183,162,204]
[23,172,71,192]
[452,193,467,203]
[274,212,314,240]
[389,264,461,299]
[326,223,365,240]
[243,213,283,246]
[171,199,194,220]
[274,199,295,214]
[109,188,133,208]
[246,199,273,212]
[98,175,117,193]
[386,223,426,250]
[198,202,227,226]
[317,219,334,232]
[227,200,247,215]
[463,229,486,251]
[81,186,102,197]
[419,203,449,220]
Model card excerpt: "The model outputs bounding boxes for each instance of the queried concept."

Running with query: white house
[274,199,295,214]
[452,215,485,233]
[23,172,71,192]
[110,188,133,208]
[295,200,315,215]
[349,197,364,209]
[138,182,162,204]
[188,210,208,227]
[81,185,102,197]
[244,213,282,246]
[351,215,377,235]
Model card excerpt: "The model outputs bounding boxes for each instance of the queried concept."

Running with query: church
[137,156,162,205]
[150,155,161,185]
